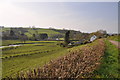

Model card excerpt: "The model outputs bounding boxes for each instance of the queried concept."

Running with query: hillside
[2,27,88,41]
[2,27,64,38]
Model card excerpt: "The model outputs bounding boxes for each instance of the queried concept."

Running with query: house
[56,38,59,40]
[90,35,97,42]
[68,43,72,46]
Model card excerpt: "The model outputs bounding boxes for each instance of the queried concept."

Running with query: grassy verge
[93,40,119,78]
[107,35,120,42]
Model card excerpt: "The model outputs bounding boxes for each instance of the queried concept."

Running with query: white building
[90,35,97,42]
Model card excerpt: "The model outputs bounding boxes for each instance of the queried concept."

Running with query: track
[109,40,120,49]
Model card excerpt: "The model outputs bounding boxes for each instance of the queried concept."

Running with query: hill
[2,27,87,41]
[2,27,63,38]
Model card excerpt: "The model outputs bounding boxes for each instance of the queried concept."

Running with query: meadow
[25,28,63,38]
[2,37,119,78]
[9,39,105,78]
[2,40,22,46]
[2,40,68,78]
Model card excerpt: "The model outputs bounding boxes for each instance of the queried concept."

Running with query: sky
[0,0,119,33]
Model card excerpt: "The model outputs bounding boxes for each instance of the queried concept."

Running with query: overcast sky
[0,0,119,33]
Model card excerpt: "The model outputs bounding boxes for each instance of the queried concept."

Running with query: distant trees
[31,33,48,41]
[51,34,64,39]
[19,33,28,43]
[32,34,36,41]
[91,30,107,39]
[9,28,16,39]
[2,30,10,40]
[39,33,48,40]
[69,31,83,40]
[2,27,108,43]
[9,29,15,36]
[64,31,70,45]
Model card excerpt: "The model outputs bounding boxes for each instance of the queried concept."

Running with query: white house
[90,35,97,42]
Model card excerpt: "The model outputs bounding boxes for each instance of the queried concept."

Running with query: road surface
[109,40,120,49]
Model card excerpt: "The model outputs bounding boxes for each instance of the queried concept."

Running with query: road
[109,40,120,49]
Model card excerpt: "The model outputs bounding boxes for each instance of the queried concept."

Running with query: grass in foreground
[93,40,119,78]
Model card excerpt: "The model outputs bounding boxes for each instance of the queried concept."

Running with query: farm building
[90,35,97,42]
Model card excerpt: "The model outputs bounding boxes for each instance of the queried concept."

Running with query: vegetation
[2,27,94,42]
[2,27,117,79]
[107,35,120,42]
[64,31,70,46]
[2,27,64,40]
[19,33,28,43]
[93,40,119,78]
[6,39,105,78]
[2,40,21,46]
[2,40,69,78]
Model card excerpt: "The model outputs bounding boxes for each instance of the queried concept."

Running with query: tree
[19,33,27,43]
[51,34,64,39]
[92,30,107,38]
[9,28,15,39]
[32,34,36,40]
[64,31,70,45]
[39,33,48,40]
[10,29,15,36]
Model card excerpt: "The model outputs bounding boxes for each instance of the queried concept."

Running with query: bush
[83,40,90,44]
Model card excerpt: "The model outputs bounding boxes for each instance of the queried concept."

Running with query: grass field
[2,40,69,78]
[2,39,105,78]
[93,40,119,78]
[2,28,64,39]
[2,40,22,46]
[107,35,120,42]
[2,39,119,78]
[25,28,63,38]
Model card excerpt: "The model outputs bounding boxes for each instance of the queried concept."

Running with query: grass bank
[107,35,120,42]
[93,40,119,78]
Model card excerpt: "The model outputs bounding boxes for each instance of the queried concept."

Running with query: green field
[2,40,22,46]
[93,40,119,78]
[107,35,120,42]
[2,40,69,78]
[2,28,64,38]
[2,38,119,78]
[25,28,62,38]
